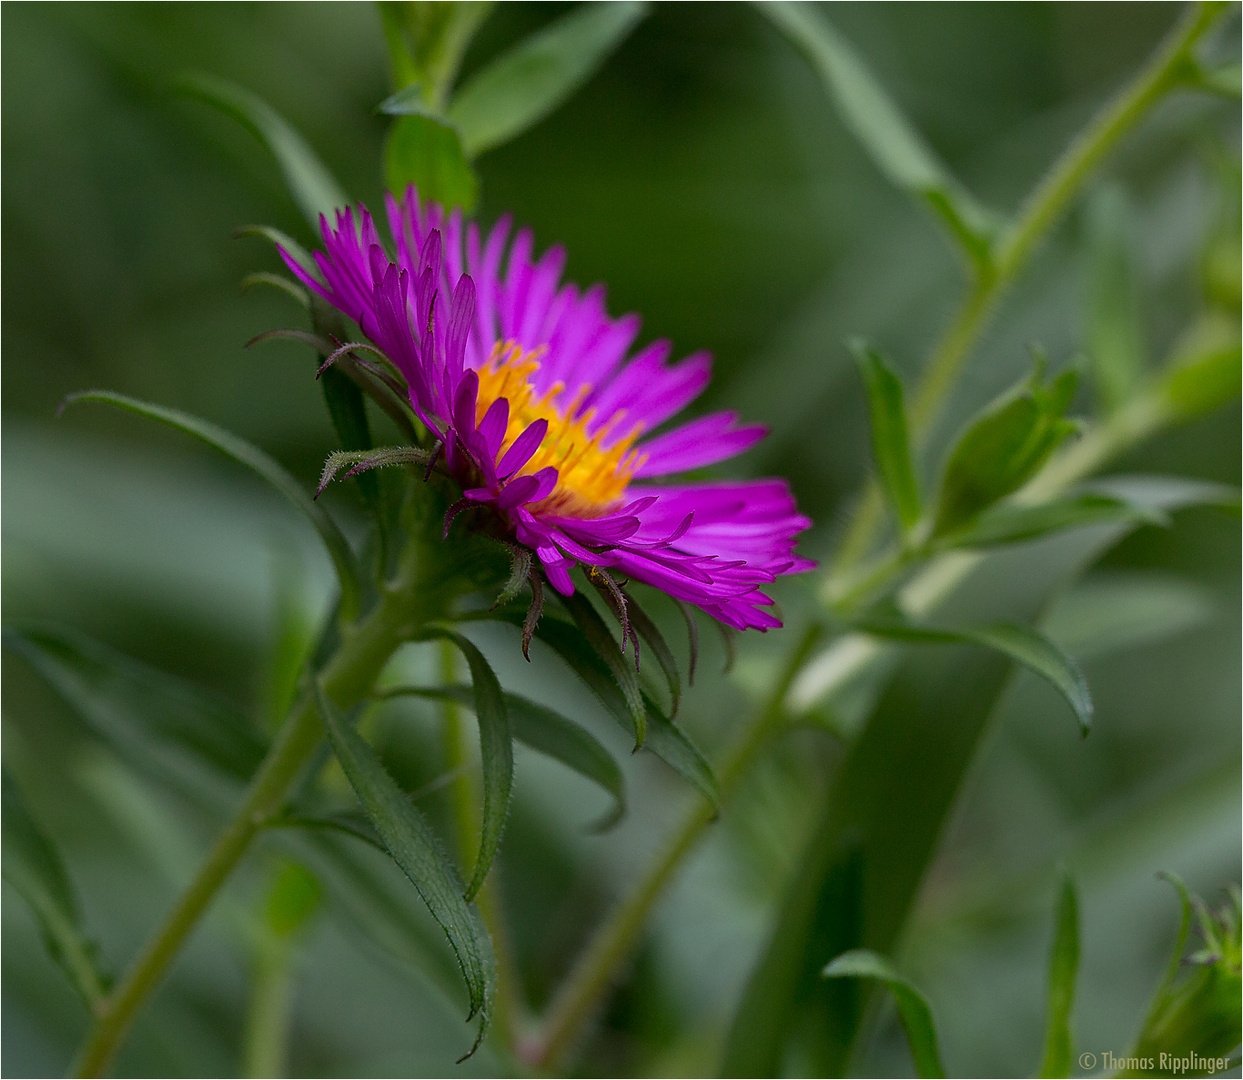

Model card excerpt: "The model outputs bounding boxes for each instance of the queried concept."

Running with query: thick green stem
[830,1,1225,580]
[241,933,295,1079]
[72,570,426,1077]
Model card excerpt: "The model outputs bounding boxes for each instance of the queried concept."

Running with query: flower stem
[830,0,1226,579]
[71,571,424,1077]
[241,932,296,1079]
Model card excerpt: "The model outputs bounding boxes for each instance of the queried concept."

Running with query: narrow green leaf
[241,271,310,309]
[448,2,648,158]
[378,1,494,109]
[932,364,1080,536]
[852,342,920,532]
[934,492,1166,550]
[560,590,646,747]
[379,684,626,831]
[856,618,1093,735]
[1037,874,1080,1078]
[1149,872,1196,1013]
[493,545,534,610]
[622,590,681,716]
[412,629,511,901]
[757,1,997,267]
[385,112,477,213]
[1086,186,1145,412]
[824,950,946,1078]
[4,625,267,783]
[2,769,109,1007]
[235,224,317,277]
[178,73,348,231]
[59,390,361,620]
[315,685,493,1055]
[320,365,383,515]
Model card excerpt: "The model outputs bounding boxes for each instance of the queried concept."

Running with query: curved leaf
[823,950,946,1078]
[59,391,361,620]
[560,590,646,746]
[385,112,478,213]
[853,341,920,532]
[315,685,493,1057]
[412,629,511,901]
[623,590,681,716]
[379,684,626,831]
[448,2,648,158]
[758,1,997,267]
[934,492,1165,551]
[179,72,348,231]
[855,617,1093,736]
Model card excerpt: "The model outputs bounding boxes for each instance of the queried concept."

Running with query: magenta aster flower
[285,187,812,630]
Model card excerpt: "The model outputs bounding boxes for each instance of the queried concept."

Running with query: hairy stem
[72,565,427,1077]
[830,0,1226,579]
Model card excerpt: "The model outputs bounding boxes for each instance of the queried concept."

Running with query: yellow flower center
[475,341,646,517]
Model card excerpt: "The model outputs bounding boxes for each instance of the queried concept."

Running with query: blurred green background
[3,3,1239,1076]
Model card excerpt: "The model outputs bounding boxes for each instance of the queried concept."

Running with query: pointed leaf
[385,112,477,213]
[1037,873,1080,1078]
[378,684,626,831]
[2,769,109,1007]
[855,617,1093,735]
[932,364,1080,536]
[60,391,361,620]
[448,2,648,158]
[823,950,946,1078]
[178,73,348,231]
[758,1,997,267]
[853,342,921,532]
[235,224,317,278]
[934,492,1165,551]
[315,685,493,1055]
[561,590,646,747]
[4,625,267,783]
[412,629,511,901]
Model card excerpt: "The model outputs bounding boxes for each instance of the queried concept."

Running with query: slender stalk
[72,564,427,1077]
[527,5,1229,1059]
[830,0,1225,579]
[528,626,822,1071]
[241,933,295,1079]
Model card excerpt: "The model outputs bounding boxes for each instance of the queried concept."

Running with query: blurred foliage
[2,3,1239,1077]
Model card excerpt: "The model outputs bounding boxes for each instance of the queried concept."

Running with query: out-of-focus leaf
[1086,186,1145,412]
[241,271,310,309]
[4,625,267,783]
[235,224,318,276]
[560,590,646,747]
[1042,572,1214,661]
[412,629,511,901]
[1161,337,1242,421]
[481,609,718,806]
[59,391,361,620]
[2,769,109,1008]
[320,366,379,500]
[757,1,997,267]
[1091,474,1241,516]
[856,617,1092,735]
[264,860,322,939]
[623,590,681,716]
[934,492,1165,550]
[823,950,946,1078]
[315,686,493,1057]
[377,1,494,108]
[385,113,477,213]
[178,73,348,232]
[1037,873,1080,1078]
[730,515,1143,1074]
[932,363,1079,537]
[853,342,921,534]
[448,2,648,159]
[379,684,626,831]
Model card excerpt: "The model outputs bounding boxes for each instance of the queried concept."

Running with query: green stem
[830,0,1225,579]
[241,933,295,1079]
[72,567,426,1077]
[527,626,822,1071]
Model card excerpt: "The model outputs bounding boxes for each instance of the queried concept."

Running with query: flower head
[285,187,812,630]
